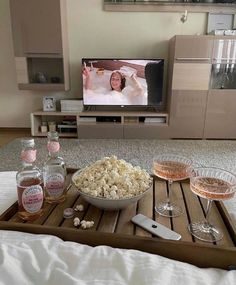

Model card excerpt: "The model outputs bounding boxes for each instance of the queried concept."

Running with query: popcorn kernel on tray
[73,156,152,199]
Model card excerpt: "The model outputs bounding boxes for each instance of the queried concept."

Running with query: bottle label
[45,173,65,197]
[21,150,37,163]
[22,185,43,213]
[47,142,60,153]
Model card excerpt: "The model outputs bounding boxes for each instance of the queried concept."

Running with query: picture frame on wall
[207,13,234,35]
[43,96,56,112]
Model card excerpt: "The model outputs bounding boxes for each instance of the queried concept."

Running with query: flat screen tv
[82,59,165,109]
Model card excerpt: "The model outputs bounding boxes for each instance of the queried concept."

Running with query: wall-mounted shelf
[104,2,236,13]
[19,84,66,91]
[10,0,70,91]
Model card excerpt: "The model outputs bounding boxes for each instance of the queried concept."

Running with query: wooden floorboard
[0,128,31,148]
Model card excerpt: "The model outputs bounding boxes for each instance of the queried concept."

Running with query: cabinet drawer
[123,125,169,139]
[175,36,213,60]
[172,63,211,90]
[78,124,123,139]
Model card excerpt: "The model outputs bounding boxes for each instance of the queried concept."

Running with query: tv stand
[31,110,170,139]
[77,110,169,139]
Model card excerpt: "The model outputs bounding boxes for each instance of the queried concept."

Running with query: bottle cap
[47,130,58,139]
[63,208,74,219]
[21,138,35,148]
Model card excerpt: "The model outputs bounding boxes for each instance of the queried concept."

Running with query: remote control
[131,214,181,241]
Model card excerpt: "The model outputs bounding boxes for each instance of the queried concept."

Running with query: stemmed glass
[153,154,193,218]
[188,167,236,242]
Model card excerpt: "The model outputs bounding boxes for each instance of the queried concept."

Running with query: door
[212,39,236,63]
[169,90,208,138]
[204,90,236,139]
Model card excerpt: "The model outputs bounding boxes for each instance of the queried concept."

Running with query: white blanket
[0,230,235,285]
[0,172,17,215]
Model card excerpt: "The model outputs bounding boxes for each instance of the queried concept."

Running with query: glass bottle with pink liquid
[43,131,67,204]
[16,138,44,221]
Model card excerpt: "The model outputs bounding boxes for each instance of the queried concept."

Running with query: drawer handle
[176,58,211,61]
[213,58,236,61]
[24,52,61,55]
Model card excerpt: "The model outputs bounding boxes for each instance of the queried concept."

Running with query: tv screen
[82,59,164,107]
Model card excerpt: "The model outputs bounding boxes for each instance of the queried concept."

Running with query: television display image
[82,59,164,107]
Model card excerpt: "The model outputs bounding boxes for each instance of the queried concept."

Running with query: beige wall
[0,0,207,127]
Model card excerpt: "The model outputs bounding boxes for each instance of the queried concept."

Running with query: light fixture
[181,10,188,23]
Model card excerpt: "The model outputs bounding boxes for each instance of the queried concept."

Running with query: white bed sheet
[0,230,235,285]
[0,172,17,215]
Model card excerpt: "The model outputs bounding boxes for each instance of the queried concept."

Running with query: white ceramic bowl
[71,170,152,210]
[75,189,151,210]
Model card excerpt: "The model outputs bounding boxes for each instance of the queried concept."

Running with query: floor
[0,128,31,148]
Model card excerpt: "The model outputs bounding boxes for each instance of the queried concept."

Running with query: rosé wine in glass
[190,177,235,201]
[153,160,190,181]
[188,167,236,242]
[153,154,192,218]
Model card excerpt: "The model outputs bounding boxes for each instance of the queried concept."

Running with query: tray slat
[182,183,207,245]
[115,203,136,235]
[209,203,234,247]
[98,211,119,233]
[154,180,172,229]
[136,186,153,237]
[171,183,192,242]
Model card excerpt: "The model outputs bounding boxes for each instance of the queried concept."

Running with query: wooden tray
[0,168,236,270]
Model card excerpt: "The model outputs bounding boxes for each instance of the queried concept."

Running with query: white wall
[0,0,207,127]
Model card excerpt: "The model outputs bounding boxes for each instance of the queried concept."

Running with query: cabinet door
[172,63,211,90]
[212,39,236,62]
[124,125,170,139]
[174,36,213,61]
[169,90,207,138]
[10,0,62,55]
[204,90,236,139]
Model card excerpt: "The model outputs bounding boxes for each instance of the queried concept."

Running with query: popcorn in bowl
[72,156,152,210]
